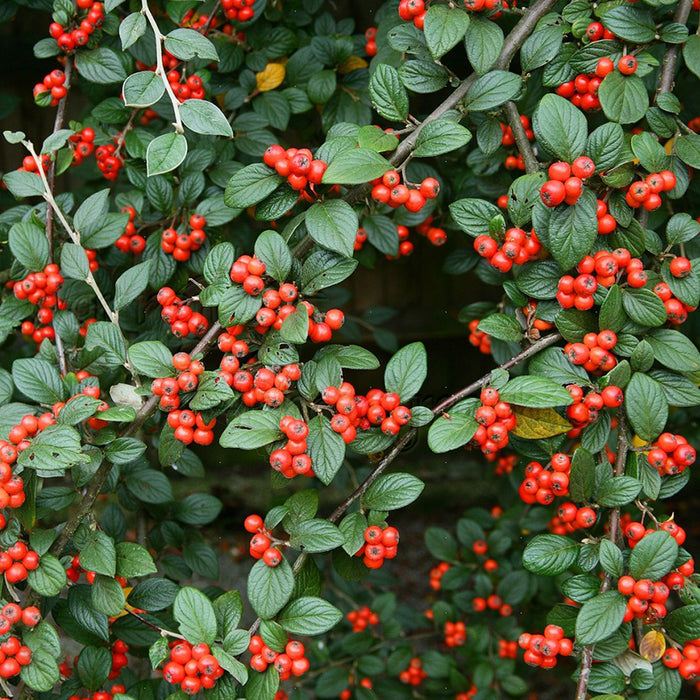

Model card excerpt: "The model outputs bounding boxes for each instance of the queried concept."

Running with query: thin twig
[503,101,539,174]
[656,0,693,99]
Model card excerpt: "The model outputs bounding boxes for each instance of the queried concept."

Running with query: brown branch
[656,0,693,99]
[503,101,539,174]
[49,320,222,558]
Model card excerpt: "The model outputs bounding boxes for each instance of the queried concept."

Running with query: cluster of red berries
[502,115,534,170]
[157,286,209,338]
[565,383,623,437]
[416,215,447,245]
[67,685,127,700]
[494,453,518,475]
[347,606,379,632]
[519,625,573,669]
[115,206,145,254]
[388,225,414,258]
[518,454,573,507]
[370,170,440,213]
[467,319,492,355]
[94,142,123,181]
[364,27,377,56]
[444,621,467,647]
[429,561,450,590]
[540,157,595,207]
[647,432,696,476]
[248,636,310,680]
[270,416,314,478]
[168,411,216,446]
[398,0,426,28]
[108,640,129,679]
[548,501,598,534]
[66,552,128,587]
[564,330,618,373]
[221,0,255,21]
[323,384,412,442]
[455,688,478,700]
[617,574,671,622]
[33,68,67,107]
[593,197,618,235]
[0,541,40,584]
[263,145,327,192]
[356,525,399,569]
[165,71,206,103]
[221,359,302,408]
[244,514,283,567]
[555,72,603,112]
[498,639,518,659]
[13,263,63,309]
[0,628,33,680]
[471,594,511,616]
[654,282,694,325]
[161,214,207,261]
[584,21,616,42]
[662,640,700,680]
[0,603,40,636]
[399,658,428,685]
[339,678,374,699]
[69,126,96,166]
[49,0,104,52]
[150,351,205,411]
[78,317,97,339]
[162,640,223,695]
[472,387,516,460]
[472,539,499,573]
[14,153,51,177]
[625,170,677,211]
[473,226,542,272]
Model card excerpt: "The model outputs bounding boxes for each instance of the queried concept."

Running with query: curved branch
[656,0,693,99]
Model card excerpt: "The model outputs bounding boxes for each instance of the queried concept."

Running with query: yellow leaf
[511,406,571,439]
[665,136,676,155]
[338,55,368,75]
[256,63,286,92]
[640,630,666,662]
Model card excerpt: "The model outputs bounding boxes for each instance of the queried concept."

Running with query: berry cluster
[14,154,51,177]
[108,640,129,680]
[444,621,467,647]
[518,625,573,669]
[565,383,623,437]
[555,71,603,113]
[150,351,205,411]
[398,658,427,686]
[33,69,67,107]
[339,678,374,699]
[49,0,104,52]
[364,27,377,56]
[398,0,426,28]
[115,206,145,254]
[270,416,314,478]
[471,593,512,616]
[540,157,595,207]
[474,226,542,272]
[244,514,284,567]
[356,525,399,569]
[162,640,224,694]
[94,142,123,181]
[548,501,598,534]
[161,214,207,261]
[323,384,412,442]
[221,0,255,22]
[617,574,670,622]
[593,197,618,235]
[157,286,209,338]
[502,115,534,170]
[248,637,310,680]
[498,639,518,659]
[0,630,33,680]
[263,145,327,193]
[370,170,440,213]
[168,411,216,446]
[346,606,379,632]
[13,263,64,309]
[0,541,40,584]
[67,685,127,700]
[166,71,205,103]
[467,319,492,355]
[662,640,700,680]
[654,282,694,325]
[647,432,696,476]
[625,170,677,211]
[564,330,618,373]
[0,603,40,635]
[66,553,128,587]
[388,225,414,258]
[68,127,96,166]
[416,215,447,245]
[494,453,518,475]
[473,539,499,573]
[429,561,450,590]
[585,21,616,42]
[518,455,572,507]
[472,387,516,460]
[221,359,301,408]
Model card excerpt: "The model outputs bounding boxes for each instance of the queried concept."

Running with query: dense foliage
[1,0,700,698]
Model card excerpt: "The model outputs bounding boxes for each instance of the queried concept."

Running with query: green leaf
[164,28,219,61]
[665,605,700,643]
[597,475,642,507]
[599,539,624,578]
[218,285,262,325]
[306,415,345,485]
[357,125,399,153]
[500,376,573,408]
[321,148,392,185]
[21,649,60,693]
[114,260,151,310]
[225,163,283,209]
[477,313,522,343]
[384,342,427,402]
[427,413,478,453]
[587,122,625,171]
[362,473,424,510]
[17,424,83,477]
[3,170,45,198]
[547,189,598,271]
[122,71,165,108]
[414,118,472,157]
[128,341,173,378]
[464,16,504,75]
[204,242,235,285]
[522,534,579,575]
[301,250,357,295]
[575,591,627,645]
[622,287,667,327]
[533,94,588,161]
[306,200,358,258]
[115,542,157,578]
[279,307,308,344]
[84,322,127,366]
[254,230,292,281]
[91,576,126,617]
[464,70,521,112]
[450,197,501,237]
[521,24,563,72]
[399,59,449,93]
[60,243,91,280]
[601,6,656,42]
[173,587,217,645]
[674,133,700,169]
[56,395,101,425]
[180,99,233,137]
[625,373,668,441]
[666,213,700,245]
[369,64,409,121]
[649,369,700,407]
[146,132,187,177]
[629,530,679,581]
[424,4,469,59]
[292,520,345,553]
[569,448,595,502]
[248,557,294,619]
[278,597,343,635]
[79,530,116,577]
[27,554,67,596]
[9,221,49,271]
[12,358,65,404]
[75,48,127,84]
[683,34,700,78]
[599,72,649,125]
[219,409,282,449]
[119,11,146,50]
[647,328,700,373]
